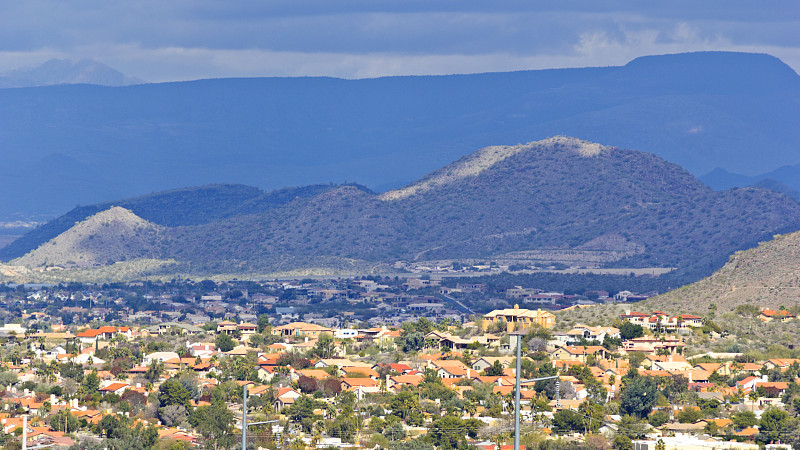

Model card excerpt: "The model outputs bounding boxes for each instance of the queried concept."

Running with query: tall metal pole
[22,415,27,450]
[242,384,248,450]
[514,335,521,450]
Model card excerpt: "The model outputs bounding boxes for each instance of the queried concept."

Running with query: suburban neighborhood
[0,278,796,449]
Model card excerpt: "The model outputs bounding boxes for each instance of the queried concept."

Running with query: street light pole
[242,384,247,450]
[514,334,521,450]
[513,331,560,450]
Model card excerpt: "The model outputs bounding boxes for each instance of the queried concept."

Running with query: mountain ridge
[6,137,800,285]
[0,59,144,88]
[2,51,798,221]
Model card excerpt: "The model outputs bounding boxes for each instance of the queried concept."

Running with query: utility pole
[241,383,277,450]
[514,333,521,450]
[242,384,247,450]
[513,332,559,450]
[22,415,27,450]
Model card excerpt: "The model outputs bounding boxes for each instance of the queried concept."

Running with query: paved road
[440,292,476,315]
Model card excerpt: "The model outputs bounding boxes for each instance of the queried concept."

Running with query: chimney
[762,375,769,382]
[467,368,471,378]
[50,394,56,404]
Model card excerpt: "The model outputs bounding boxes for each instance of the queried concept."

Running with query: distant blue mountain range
[1,51,798,221]
[701,164,800,199]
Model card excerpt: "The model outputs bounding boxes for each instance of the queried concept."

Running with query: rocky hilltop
[13,206,162,268]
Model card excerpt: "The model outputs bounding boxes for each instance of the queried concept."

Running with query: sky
[1,1,799,82]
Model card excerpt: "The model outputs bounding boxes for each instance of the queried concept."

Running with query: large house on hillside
[271,322,333,338]
[566,325,620,343]
[619,311,702,331]
[760,309,796,322]
[482,304,555,332]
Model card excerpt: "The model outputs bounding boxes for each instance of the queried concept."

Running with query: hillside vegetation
[13,207,162,268]
[557,230,800,354]
[642,231,800,314]
[0,183,353,261]
[7,137,797,283]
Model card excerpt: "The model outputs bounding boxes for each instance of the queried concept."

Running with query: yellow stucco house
[482,304,555,332]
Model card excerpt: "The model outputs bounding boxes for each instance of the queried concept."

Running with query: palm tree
[39,401,51,418]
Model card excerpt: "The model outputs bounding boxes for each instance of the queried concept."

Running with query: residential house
[565,325,620,343]
[274,387,301,411]
[272,322,333,338]
[472,357,515,373]
[482,304,555,332]
[550,346,611,363]
[760,309,796,322]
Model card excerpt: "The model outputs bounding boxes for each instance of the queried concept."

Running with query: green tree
[106,422,159,450]
[383,421,406,441]
[257,314,270,333]
[677,407,703,423]
[97,415,127,439]
[389,391,420,423]
[619,376,657,418]
[579,400,605,434]
[145,360,164,382]
[284,395,321,431]
[648,410,670,428]
[484,360,504,376]
[326,413,358,443]
[616,415,650,440]
[613,435,633,450]
[388,441,434,450]
[310,332,335,359]
[82,370,100,393]
[757,408,793,446]
[428,416,481,448]
[619,322,644,340]
[189,399,235,450]
[158,379,192,410]
[49,410,80,433]
[401,332,425,353]
[732,410,758,429]
[215,334,236,352]
[552,409,585,434]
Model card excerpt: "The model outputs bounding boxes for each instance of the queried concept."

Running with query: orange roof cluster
[76,326,129,338]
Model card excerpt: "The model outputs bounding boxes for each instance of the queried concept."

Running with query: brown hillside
[13,206,162,268]
[641,231,800,315]
[558,230,800,354]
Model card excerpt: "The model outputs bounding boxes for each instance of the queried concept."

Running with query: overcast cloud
[1,1,798,81]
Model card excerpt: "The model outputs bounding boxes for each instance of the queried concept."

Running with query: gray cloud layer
[1,1,798,81]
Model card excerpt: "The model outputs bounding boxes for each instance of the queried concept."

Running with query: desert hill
[558,229,800,352]
[638,231,800,315]
[0,183,354,261]
[4,137,794,281]
[1,51,799,221]
[13,207,162,268]
[379,137,800,277]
